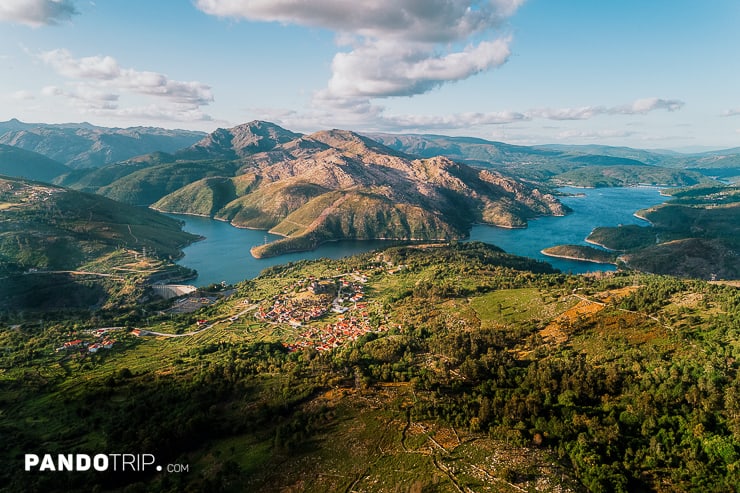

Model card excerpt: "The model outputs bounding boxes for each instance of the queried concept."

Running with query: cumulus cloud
[0,0,78,27]
[614,97,684,115]
[196,0,523,42]
[197,0,522,102]
[322,37,511,99]
[37,49,214,122]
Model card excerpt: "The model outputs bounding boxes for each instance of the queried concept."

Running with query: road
[139,303,259,338]
[23,270,125,280]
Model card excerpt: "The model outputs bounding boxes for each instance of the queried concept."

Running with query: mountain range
[368,133,726,186]
[2,118,740,262]
[0,119,204,168]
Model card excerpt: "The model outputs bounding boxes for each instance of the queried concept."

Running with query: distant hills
[0,119,205,168]
[0,144,70,182]
[369,133,721,186]
[2,118,739,187]
[2,117,740,267]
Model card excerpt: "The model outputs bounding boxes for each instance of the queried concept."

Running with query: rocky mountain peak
[179,120,302,160]
[306,129,405,158]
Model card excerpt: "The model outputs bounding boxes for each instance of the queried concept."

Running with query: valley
[1,119,740,493]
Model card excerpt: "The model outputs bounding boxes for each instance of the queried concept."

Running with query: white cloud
[37,49,214,122]
[555,129,635,140]
[528,98,685,121]
[196,0,523,42]
[39,49,119,79]
[197,0,522,102]
[0,0,78,27]
[722,108,740,117]
[82,104,214,123]
[259,96,685,135]
[322,37,511,99]
[41,85,62,96]
[615,97,684,114]
[12,90,35,100]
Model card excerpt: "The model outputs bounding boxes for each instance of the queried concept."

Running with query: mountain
[368,132,563,166]
[0,119,205,168]
[533,143,673,165]
[56,121,303,202]
[369,133,714,187]
[540,143,740,180]
[175,120,302,160]
[152,127,567,257]
[0,144,70,182]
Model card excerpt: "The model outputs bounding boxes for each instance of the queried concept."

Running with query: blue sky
[1,0,738,150]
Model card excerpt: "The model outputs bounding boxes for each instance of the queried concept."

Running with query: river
[172,187,669,286]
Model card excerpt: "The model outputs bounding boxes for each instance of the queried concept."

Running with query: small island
[541,244,618,264]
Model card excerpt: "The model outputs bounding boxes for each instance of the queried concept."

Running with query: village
[255,272,388,352]
[55,259,407,355]
[55,327,122,354]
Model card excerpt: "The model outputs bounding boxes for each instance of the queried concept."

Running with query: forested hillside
[2,243,740,492]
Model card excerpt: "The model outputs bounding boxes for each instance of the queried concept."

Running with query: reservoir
[173,187,669,286]
[468,186,668,274]
[170,215,396,286]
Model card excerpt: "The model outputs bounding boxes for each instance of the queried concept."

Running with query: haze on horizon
[0,0,738,151]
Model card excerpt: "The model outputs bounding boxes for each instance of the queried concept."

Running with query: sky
[1,0,739,151]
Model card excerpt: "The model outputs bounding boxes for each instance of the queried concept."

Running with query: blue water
[469,187,668,273]
[173,187,670,285]
[170,215,396,286]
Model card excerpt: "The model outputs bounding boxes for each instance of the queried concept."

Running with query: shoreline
[584,237,619,251]
[251,237,442,259]
[540,248,617,265]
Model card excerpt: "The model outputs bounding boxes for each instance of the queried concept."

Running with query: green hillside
[551,165,705,188]
[151,176,239,217]
[581,185,740,279]
[96,159,239,205]
[0,176,198,308]
[2,242,740,492]
[0,144,69,182]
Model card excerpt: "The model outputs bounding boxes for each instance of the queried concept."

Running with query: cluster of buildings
[56,328,118,354]
[252,272,390,352]
[286,307,387,352]
[256,294,331,326]
[256,273,370,328]
[4,181,60,205]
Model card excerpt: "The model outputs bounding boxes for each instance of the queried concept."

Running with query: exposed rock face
[175,120,302,161]
[153,125,566,257]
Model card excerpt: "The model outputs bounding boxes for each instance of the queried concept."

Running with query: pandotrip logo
[24,454,189,473]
